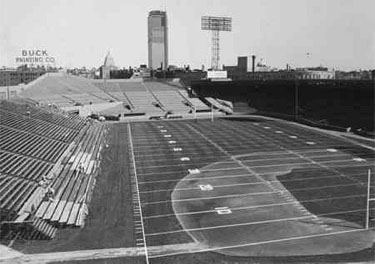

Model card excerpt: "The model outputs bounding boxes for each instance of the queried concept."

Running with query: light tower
[201,16,232,70]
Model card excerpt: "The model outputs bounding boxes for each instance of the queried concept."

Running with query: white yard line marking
[137,162,205,170]
[132,145,339,157]
[140,181,266,194]
[142,190,278,205]
[128,123,149,264]
[138,173,254,184]
[144,194,367,219]
[137,163,373,185]
[145,208,369,237]
[137,157,364,178]
[142,181,369,205]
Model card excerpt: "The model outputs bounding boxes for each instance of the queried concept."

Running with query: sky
[0,0,374,70]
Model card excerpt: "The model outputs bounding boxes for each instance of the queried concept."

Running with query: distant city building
[295,67,335,80]
[0,65,47,87]
[148,10,168,70]
[0,84,25,100]
[224,56,335,80]
[99,51,117,79]
[335,70,375,80]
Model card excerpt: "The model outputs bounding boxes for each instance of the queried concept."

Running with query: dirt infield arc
[172,152,373,257]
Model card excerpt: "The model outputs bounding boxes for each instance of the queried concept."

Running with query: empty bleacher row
[91,80,217,116]
[0,127,68,163]
[0,100,105,240]
[0,99,86,131]
[126,91,164,114]
[34,122,104,227]
[92,80,146,92]
[0,109,78,143]
[0,151,53,181]
[0,173,39,221]
[20,73,119,108]
[151,90,191,113]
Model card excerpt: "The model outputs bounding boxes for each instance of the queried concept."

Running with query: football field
[127,116,375,264]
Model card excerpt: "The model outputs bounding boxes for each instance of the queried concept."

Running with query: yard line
[138,171,372,186]
[128,123,149,264]
[142,181,370,205]
[135,159,372,178]
[139,174,375,194]
[145,208,369,237]
[139,181,267,194]
[135,161,211,170]
[144,194,368,219]
[134,150,226,158]
[140,158,368,176]
[142,190,278,205]
[138,173,254,184]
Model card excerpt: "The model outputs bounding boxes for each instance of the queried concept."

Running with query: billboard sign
[201,16,232,31]
[15,50,56,66]
[207,70,227,79]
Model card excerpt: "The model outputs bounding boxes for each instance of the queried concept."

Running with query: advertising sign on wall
[15,50,55,65]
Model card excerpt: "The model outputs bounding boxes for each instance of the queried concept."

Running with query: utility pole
[294,72,299,121]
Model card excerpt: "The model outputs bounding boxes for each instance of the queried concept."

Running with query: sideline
[127,123,149,264]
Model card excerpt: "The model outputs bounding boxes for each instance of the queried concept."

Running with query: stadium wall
[191,79,375,132]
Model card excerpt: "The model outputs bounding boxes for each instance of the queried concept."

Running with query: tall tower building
[148,10,168,70]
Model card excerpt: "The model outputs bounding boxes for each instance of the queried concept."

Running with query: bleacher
[34,122,104,227]
[19,73,117,108]
[205,97,234,114]
[0,100,104,240]
[91,79,146,92]
[92,79,217,117]
[152,90,191,114]
[125,91,164,115]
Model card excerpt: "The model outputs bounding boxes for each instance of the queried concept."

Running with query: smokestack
[251,55,256,79]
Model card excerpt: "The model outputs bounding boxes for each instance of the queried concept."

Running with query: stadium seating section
[18,73,232,118]
[0,100,104,240]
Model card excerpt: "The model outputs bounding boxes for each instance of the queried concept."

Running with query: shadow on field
[150,245,375,264]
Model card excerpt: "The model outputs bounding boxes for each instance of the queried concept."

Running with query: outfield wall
[191,79,375,132]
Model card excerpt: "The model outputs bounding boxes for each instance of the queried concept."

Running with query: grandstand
[19,73,117,108]
[91,78,226,117]
[0,99,104,240]
[18,73,229,119]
